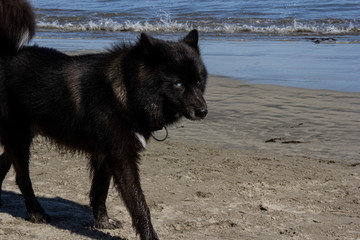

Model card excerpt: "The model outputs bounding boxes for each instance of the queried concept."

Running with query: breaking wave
[37,18,359,35]
[38,18,192,32]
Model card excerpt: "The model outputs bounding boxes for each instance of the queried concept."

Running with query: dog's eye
[174,81,183,88]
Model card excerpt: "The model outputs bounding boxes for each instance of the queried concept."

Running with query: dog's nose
[195,108,208,119]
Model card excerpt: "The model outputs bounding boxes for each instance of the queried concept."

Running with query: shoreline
[36,38,360,92]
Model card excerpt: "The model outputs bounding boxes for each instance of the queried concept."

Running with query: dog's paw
[27,212,51,223]
[94,218,122,229]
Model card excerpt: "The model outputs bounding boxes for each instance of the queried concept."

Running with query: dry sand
[0,75,359,240]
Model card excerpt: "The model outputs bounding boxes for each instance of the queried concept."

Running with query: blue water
[30,0,360,92]
[32,0,360,41]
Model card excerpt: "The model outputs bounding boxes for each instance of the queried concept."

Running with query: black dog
[0,1,207,239]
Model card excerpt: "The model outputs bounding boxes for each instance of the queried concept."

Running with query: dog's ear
[183,29,199,51]
[140,33,155,50]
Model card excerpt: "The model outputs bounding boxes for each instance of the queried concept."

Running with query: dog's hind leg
[2,125,50,223]
[0,152,12,206]
[89,156,122,229]
[112,156,159,240]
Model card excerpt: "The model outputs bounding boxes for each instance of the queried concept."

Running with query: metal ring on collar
[151,126,168,141]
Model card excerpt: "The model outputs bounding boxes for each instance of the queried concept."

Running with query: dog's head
[132,30,208,130]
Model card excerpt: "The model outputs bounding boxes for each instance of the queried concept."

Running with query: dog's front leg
[112,157,159,240]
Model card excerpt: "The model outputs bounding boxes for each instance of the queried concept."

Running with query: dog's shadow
[0,191,125,240]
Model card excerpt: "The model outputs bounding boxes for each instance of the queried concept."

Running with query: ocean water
[30,0,360,92]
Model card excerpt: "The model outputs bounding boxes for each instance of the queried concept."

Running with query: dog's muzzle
[186,105,208,120]
[184,88,207,120]
[195,107,208,119]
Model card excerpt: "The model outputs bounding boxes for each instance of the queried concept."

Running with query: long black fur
[0,1,207,239]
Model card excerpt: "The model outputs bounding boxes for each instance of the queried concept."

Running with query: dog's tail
[0,0,35,55]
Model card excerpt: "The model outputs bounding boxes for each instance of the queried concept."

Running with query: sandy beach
[0,75,359,239]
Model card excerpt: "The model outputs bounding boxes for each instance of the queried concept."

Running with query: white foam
[36,18,359,35]
[37,18,192,33]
